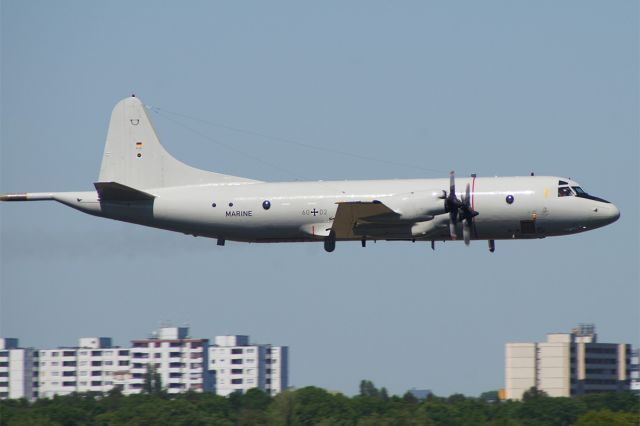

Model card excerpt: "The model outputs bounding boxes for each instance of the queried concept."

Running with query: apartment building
[209,335,289,396]
[0,328,287,400]
[505,324,632,400]
[0,338,36,400]
[128,327,213,395]
[38,337,130,398]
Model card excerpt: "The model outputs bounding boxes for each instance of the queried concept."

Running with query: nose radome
[608,203,621,223]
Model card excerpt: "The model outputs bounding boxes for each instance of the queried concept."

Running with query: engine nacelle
[369,191,446,223]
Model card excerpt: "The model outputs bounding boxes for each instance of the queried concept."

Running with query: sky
[1,1,638,397]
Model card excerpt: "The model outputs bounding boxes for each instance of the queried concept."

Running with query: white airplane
[1,96,620,253]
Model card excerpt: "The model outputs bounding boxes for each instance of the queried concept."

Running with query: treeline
[0,383,638,426]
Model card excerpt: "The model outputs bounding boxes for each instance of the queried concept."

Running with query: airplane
[0,95,620,253]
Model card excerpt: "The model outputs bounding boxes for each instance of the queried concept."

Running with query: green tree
[142,364,163,395]
[572,409,639,426]
[359,380,380,398]
[266,390,296,426]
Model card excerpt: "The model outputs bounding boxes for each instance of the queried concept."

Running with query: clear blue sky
[1,1,638,396]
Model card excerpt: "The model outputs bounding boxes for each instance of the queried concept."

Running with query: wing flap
[331,201,398,238]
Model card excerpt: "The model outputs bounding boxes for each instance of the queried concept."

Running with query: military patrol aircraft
[0,96,620,252]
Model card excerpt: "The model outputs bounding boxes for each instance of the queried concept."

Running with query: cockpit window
[558,180,568,185]
[558,186,573,197]
[572,186,587,196]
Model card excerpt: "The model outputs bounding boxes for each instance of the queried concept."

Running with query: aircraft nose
[607,203,620,223]
[595,203,620,225]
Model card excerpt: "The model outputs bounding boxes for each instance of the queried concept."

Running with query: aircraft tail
[98,96,257,189]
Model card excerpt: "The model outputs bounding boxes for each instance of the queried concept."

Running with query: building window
[119,361,129,366]
[91,381,102,386]
[91,371,101,377]
[231,359,243,365]
[231,379,243,385]
[63,361,76,367]
[91,361,102,367]
[63,351,75,357]
[231,369,243,375]
[119,350,129,356]
[91,351,102,356]
[231,349,243,355]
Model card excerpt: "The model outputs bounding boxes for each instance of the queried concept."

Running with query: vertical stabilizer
[98,96,257,189]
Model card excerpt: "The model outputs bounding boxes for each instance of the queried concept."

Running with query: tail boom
[0,193,54,201]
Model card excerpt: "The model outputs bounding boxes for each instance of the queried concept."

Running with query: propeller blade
[464,183,471,206]
[449,221,457,240]
[449,171,456,199]
[463,219,471,245]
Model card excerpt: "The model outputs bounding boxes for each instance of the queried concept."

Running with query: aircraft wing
[331,201,399,238]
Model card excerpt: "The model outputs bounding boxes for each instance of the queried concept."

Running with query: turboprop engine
[367,192,447,223]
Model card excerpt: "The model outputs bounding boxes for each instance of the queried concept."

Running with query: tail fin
[98,96,258,189]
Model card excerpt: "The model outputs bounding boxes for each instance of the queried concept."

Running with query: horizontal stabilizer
[94,182,155,202]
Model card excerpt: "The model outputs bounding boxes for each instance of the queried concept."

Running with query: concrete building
[0,338,36,400]
[631,349,640,394]
[209,335,289,396]
[38,337,131,398]
[1,328,288,400]
[505,324,631,400]
[128,327,213,395]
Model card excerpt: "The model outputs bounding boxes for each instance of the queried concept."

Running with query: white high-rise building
[1,328,288,400]
[505,324,631,400]
[0,338,36,400]
[209,335,288,396]
[631,349,639,394]
[128,327,213,395]
[37,337,131,398]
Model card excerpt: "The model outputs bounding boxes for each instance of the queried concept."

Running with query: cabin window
[505,195,514,204]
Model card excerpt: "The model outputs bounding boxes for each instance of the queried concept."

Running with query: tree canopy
[0,384,637,426]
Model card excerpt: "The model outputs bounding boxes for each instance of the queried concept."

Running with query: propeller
[459,182,479,245]
[440,171,479,245]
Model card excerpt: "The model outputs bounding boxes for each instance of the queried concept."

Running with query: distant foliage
[0,383,638,426]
